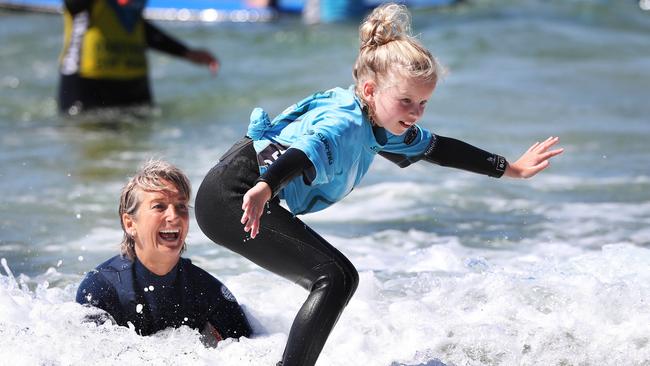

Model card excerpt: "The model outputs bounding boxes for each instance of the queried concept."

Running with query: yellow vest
[61,0,147,79]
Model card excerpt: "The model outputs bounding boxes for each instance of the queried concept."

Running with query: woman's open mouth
[158,229,180,242]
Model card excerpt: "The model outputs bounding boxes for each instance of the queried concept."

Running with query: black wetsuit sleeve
[256,148,315,199]
[422,134,508,178]
[76,271,122,323]
[64,0,92,14]
[144,21,190,57]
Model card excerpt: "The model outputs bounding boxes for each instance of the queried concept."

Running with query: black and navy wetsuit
[58,0,190,113]
[76,255,252,339]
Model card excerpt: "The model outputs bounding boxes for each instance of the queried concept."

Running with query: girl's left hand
[241,181,272,239]
[505,136,564,178]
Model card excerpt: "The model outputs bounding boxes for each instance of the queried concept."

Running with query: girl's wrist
[254,180,273,201]
[504,163,520,178]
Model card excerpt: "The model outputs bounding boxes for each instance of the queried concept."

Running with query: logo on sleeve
[257,142,288,167]
[488,155,507,172]
[317,132,334,165]
[424,135,438,156]
[404,126,418,145]
[221,285,237,302]
[496,156,506,172]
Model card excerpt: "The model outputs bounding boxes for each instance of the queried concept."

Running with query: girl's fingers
[530,138,562,161]
[528,136,560,155]
[241,201,251,225]
[546,147,564,158]
[241,204,263,237]
[530,160,550,176]
[536,148,562,161]
[241,184,272,238]
[246,207,257,226]
[537,136,559,152]
[251,220,259,238]
[241,211,248,225]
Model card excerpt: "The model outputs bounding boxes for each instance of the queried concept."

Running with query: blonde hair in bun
[353,3,444,105]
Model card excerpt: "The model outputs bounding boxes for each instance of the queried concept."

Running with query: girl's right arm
[241,148,314,238]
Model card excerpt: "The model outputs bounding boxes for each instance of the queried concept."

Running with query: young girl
[195,3,563,365]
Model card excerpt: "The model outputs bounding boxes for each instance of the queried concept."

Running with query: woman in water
[77,159,252,343]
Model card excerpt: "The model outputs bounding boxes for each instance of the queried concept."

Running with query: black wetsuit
[76,255,252,339]
[195,138,359,366]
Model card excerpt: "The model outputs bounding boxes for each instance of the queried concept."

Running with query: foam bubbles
[2,244,649,365]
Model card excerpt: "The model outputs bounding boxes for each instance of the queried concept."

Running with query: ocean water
[1,0,650,365]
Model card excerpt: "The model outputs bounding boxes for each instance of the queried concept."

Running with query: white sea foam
[304,181,471,223]
[2,243,649,365]
[302,180,650,251]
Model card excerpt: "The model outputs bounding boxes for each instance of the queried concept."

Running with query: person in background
[302,0,364,24]
[194,3,563,365]
[76,159,252,343]
[58,0,218,115]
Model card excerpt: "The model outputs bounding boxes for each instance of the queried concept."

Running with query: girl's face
[364,75,436,135]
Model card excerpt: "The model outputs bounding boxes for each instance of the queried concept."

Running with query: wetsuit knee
[344,264,360,305]
[312,261,359,307]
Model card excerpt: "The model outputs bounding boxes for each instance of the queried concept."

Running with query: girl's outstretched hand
[505,136,564,178]
[241,181,272,239]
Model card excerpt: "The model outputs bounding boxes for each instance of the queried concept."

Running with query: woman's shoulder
[76,257,124,304]
[179,258,242,303]
[95,254,132,270]
[180,257,224,287]
[80,255,130,286]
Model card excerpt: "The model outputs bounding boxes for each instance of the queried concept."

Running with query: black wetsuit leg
[58,74,153,113]
[195,137,359,366]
